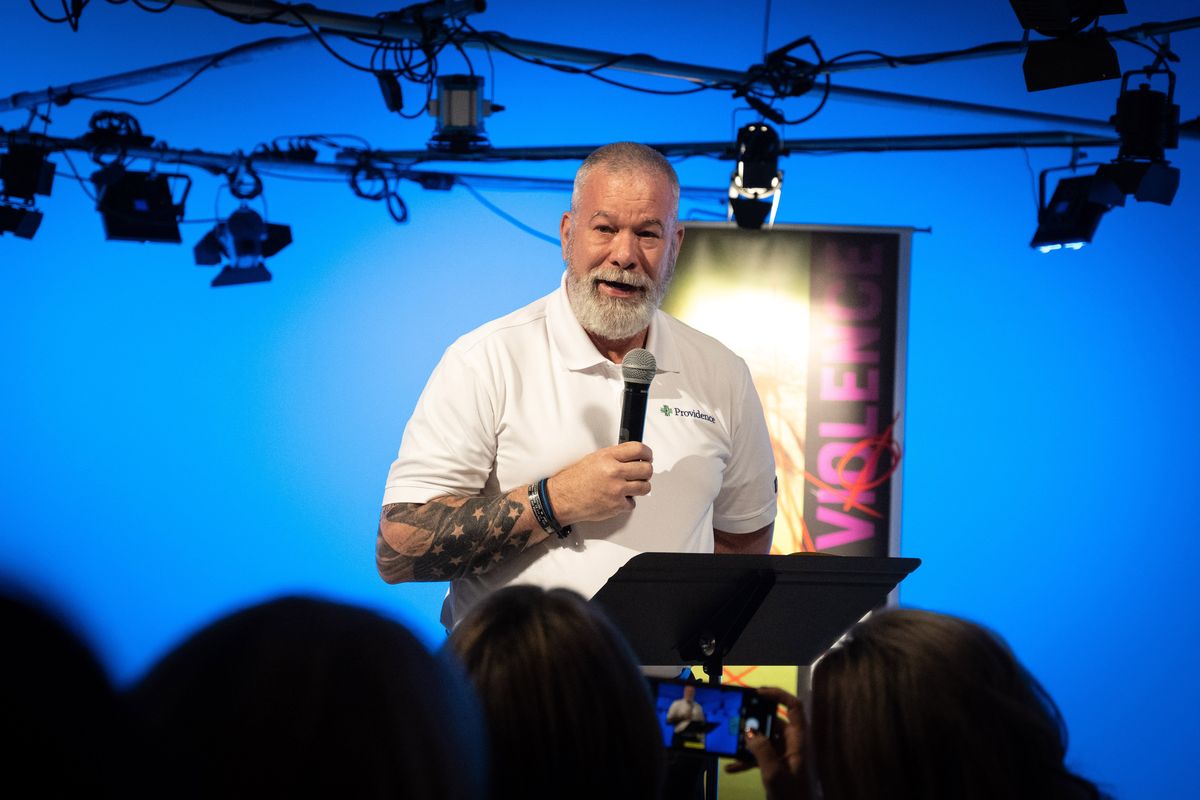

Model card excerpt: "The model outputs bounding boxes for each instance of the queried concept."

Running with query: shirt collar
[548,272,681,375]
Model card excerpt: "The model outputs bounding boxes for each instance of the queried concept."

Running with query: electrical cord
[73,50,224,106]
[130,0,174,12]
[29,0,89,30]
[460,22,720,96]
[457,180,559,246]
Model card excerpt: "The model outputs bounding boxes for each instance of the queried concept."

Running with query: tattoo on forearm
[376,496,535,583]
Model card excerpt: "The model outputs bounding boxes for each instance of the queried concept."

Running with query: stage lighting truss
[0,143,55,240]
[728,122,783,230]
[194,204,292,288]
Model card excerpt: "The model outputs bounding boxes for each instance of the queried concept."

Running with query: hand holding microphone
[543,349,658,526]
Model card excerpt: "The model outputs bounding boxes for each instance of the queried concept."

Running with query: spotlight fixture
[1094,67,1182,205]
[92,163,190,243]
[0,143,54,240]
[194,205,292,288]
[1011,1,1126,92]
[1030,168,1119,252]
[1009,0,1126,37]
[426,74,501,153]
[1,144,56,203]
[0,203,43,239]
[1094,160,1179,205]
[728,122,783,230]
[1023,31,1121,92]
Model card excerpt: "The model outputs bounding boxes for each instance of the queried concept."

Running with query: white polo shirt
[383,274,777,629]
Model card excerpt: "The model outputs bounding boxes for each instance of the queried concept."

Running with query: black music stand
[592,552,920,800]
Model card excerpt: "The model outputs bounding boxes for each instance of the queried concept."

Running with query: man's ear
[560,211,572,262]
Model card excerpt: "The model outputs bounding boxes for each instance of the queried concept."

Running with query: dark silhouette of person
[127,595,488,799]
[732,608,1107,800]
[1,582,129,798]
[447,585,664,800]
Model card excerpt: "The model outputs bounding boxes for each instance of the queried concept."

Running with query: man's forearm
[713,523,774,554]
[376,489,548,583]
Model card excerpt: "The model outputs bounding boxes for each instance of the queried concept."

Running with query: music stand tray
[592,553,921,671]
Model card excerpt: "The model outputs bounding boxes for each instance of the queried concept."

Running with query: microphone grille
[621,348,657,385]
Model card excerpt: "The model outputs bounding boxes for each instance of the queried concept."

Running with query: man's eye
[595,226,615,234]
[637,230,661,239]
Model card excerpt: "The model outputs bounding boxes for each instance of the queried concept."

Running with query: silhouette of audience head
[2,582,126,798]
[129,595,486,800]
[811,608,1102,800]
[447,585,664,800]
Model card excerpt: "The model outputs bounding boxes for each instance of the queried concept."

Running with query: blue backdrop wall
[3,3,1197,797]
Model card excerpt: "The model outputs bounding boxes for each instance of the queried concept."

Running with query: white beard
[564,238,674,342]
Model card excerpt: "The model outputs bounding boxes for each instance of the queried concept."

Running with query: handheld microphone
[618,348,657,444]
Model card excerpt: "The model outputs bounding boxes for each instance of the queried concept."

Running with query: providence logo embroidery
[660,406,716,423]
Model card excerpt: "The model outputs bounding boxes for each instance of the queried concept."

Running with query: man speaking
[378,142,776,629]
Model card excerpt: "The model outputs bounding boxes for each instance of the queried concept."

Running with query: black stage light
[1031,172,1115,252]
[1011,1,1126,91]
[194,205,292,288]
[1023,31,1120,92]
[92,164,190,243]
[1010,0,1126,37]
[1094,68,1183,205]
[427,75,500,153]
[1094,160,1179,205]
[0,144,54,240]
[1113,70,1180,161]
[728,122,782,230]
[0,203,43,239]
[0,144,56,203]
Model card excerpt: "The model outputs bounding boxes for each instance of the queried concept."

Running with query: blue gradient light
[2,4,1198,798]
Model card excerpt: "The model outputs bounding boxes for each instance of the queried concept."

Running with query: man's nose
[610,230,639,269]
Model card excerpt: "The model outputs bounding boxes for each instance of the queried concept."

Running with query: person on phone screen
[666,683,707,748]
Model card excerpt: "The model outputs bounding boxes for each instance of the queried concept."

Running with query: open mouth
[596,278,644,294]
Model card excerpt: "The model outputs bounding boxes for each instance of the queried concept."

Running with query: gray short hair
[571,142,680,217]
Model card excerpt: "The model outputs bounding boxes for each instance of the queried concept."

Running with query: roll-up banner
[665,223,911,558]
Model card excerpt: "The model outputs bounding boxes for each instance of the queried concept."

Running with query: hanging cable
[458,180,559,246]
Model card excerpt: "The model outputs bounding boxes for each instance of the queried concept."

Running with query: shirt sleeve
[711,358,777,533]
[382,345,497,506]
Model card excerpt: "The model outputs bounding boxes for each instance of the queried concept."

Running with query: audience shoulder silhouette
[128,595,488,800]
[447,585,664,800]
[811,609,1105,800]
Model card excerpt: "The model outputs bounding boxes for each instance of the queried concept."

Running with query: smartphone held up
[648,677,775,762]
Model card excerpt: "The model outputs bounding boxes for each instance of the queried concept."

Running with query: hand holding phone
[647,677,776,762]
[726,686,810,800]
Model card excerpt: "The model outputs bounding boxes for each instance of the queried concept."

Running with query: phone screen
[647,677,774,760]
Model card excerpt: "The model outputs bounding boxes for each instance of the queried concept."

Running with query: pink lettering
[824,278,883,321]
[820,325,880,364]
[814,506,876,549]
[820,367,879,401]
[818,442,860,485]
[816,487,876,506]
[818,407,879,439]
